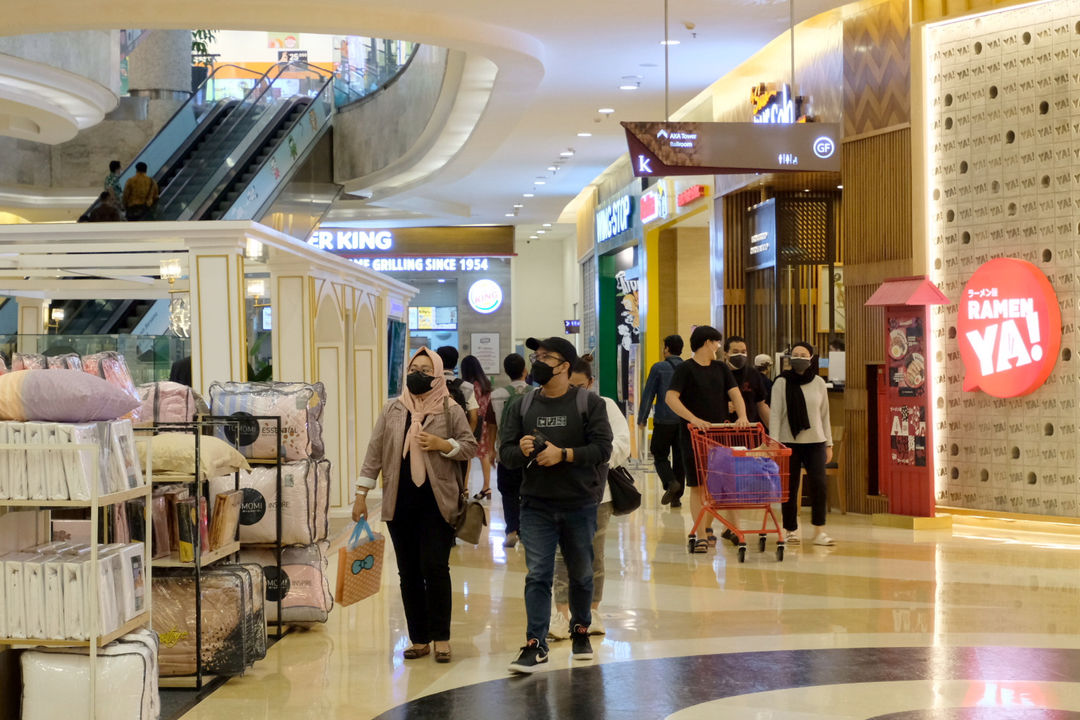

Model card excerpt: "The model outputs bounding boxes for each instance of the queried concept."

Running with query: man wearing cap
[501,337,613,673]
[755,353,775,400]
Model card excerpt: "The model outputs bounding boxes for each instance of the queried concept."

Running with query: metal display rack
[149,418,245,690]
[0,433,154,720]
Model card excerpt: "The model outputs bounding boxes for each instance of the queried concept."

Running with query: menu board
[887,316,926,398]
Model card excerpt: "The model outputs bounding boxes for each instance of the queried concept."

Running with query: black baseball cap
[525,337,577,366]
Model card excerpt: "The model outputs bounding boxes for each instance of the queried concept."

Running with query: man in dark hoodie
[500,337,612,673]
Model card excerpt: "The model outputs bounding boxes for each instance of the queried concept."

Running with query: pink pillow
[0,369,141,422]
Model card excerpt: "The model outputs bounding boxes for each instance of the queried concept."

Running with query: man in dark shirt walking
[724,336,771,428]
[637,334,686,507]
[666,326,749,552]
[500,337,613,673]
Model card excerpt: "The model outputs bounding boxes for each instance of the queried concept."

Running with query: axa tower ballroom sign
[957,258,1061,398]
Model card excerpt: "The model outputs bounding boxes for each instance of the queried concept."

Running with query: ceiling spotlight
[534,180,546,185]
[803,189,811,193]
[505,212,516,217]
[523,193,535,198]
[529,235,538,239]
[619,83,640,91]
[598,107,615,115]
[513,203,524,208]
[542,223,552,227]
[577,132,593,137]
[547,166,558,172]
[660,40,681,46]
[560,149,575,157]
[537,230,546,234]
[837,184,844,189]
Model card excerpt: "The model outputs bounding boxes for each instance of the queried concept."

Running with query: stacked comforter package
[152,564,266,677]
[21,628,160,720]
[209,381,333,625]
[134,382,197,427]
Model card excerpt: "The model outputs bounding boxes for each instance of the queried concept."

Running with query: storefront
[307,224,513,379]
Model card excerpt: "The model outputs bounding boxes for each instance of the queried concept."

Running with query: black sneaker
[508,638,548,673]
[571,624,593,661]
[660,481,682,506]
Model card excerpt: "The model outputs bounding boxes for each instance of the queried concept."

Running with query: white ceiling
[4,0,850,240]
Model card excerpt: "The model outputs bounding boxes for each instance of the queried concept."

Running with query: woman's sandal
[705,529,718,547]
[403,644,430,660]
[692,538,709,553]
[434,643,452,663]
[473,489,492,501]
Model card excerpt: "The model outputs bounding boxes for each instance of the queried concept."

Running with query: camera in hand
[531,430,549,457]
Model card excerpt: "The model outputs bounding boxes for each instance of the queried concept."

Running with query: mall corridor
[178,465,1080,719]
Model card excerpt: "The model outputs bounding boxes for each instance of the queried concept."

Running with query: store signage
[747,199,777,271]
[957,258,1061,398]
[278,50,309,63]
[750,83,810,124]
[622,121,842,176]
[640,185,669,224]
[350,257,492,273]
[308,225,514,258]
[310,229,394,252]
[676,184,707,208]
[564,319,581,334]
[595,195,633,243]
[467,279,503,314]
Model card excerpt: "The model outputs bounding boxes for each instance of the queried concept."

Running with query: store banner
[622,121,841,177]
[957,258,1061,399]
[747,200,777,271]
[308,225,514,259]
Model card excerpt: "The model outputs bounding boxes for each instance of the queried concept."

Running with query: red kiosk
[865,276,949,521]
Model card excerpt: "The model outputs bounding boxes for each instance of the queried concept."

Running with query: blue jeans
[519,498,597,647]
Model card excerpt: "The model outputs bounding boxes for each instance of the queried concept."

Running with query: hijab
[399,346,450,485]
[781,342,818,438]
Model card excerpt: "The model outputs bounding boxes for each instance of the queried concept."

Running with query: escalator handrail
[216,69,336,220]
[333,42,420,108]
[166,61,334,220]
[153,61,330,219]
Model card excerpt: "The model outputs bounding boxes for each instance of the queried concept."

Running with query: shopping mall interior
[2,0,1080,718]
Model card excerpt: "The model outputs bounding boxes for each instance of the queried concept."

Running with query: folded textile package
[134,381,197,427]
[20,628,160,720]
[241,543,333,624]
[1,541,145,642]
[0,419,143,501]
[209,459,330,545]
[209,381,326,461]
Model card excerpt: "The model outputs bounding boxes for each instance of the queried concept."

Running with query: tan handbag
[443,397,487,544]
[334,519,385,606]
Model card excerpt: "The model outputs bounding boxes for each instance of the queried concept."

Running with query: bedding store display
[209,381,326,460]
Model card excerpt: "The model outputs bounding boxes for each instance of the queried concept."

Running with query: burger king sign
[957,258,1061,398]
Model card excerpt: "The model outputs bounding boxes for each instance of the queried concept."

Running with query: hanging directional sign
[622,121,842,177]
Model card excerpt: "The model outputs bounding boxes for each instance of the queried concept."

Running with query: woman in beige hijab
[353,347,478,662]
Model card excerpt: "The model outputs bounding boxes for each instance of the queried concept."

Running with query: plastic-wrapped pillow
[137,432,250,478]
[0,370,140,422]
[135,381,196,426]
[13,353,47,371]
[84,351,143,423]
[209,381,326,460]
[46,354,83,371]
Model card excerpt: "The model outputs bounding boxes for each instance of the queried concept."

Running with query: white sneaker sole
[572,652,594,661]
[508,658,548,674]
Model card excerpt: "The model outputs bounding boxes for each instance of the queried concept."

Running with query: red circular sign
[956,258,1061,398]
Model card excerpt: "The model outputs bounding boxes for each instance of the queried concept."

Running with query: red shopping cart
[687,423,791,562]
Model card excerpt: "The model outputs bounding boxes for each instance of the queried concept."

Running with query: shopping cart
[687,423,791,562]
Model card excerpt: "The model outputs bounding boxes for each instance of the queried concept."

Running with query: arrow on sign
[657,129,669,138]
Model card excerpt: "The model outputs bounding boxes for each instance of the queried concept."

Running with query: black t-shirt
[668,359,737,423]
[731,366,767,423]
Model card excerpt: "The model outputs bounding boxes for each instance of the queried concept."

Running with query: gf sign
[957,258,1061,398]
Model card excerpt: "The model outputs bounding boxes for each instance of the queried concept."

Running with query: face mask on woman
[789,357,812,373]
[406,371,435,395]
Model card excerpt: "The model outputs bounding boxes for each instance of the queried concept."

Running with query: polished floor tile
[179,466,1080,720]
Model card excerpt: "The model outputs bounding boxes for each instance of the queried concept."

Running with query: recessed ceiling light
[619,84,639,91]
[639,63,659,68]
[542,223,552,227]
[547,166,558,172]
[437,279,446,283]
[537,230,546,234]
[513,203,524,208]
[529,235,538,239]
[660,40,681,46]
[534,180,546,185]
[577,132,592,137]
[837,184,844,189]
[523,193,535,198]
[803,189,811,192]
[598,108,615,115]
[560,149,575,157]
[506,212,516,217]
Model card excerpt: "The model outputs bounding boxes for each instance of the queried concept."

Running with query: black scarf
[781,363,817,437]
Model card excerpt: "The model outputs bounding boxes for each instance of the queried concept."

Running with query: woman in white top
[549,354,630,639]
[769,342,834,547]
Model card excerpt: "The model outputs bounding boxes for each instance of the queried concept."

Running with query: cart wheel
[758,535,767,552]
[776,545,785,562]
[738,545,747,563]
[688,535,697,554]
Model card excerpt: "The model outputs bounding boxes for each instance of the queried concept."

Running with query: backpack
[518,386,591,426]
[497,383,524,432]
[446,377,468,414]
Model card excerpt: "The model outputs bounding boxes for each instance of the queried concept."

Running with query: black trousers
[782,442,827,530]
[386,479,456,644]
[650,422,684,491]
[677,423,701,493]
[496,462,523,535]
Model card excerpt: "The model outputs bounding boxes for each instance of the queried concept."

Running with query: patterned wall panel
[926,2,1080,518]
[843,0,912,137]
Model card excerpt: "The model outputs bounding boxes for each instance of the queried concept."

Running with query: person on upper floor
[122,162,159,221]
[105,160,123,205]
[723,336,771,429]
[665,325,749,552]
[638,334,686,507]
[769,342,834,548]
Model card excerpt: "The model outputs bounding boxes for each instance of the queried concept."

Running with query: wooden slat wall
[842,128,913,514]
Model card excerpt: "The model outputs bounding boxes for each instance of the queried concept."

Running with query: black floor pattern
[371,647,1080,720]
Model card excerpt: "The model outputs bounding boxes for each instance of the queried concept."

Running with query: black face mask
[728,354,748,370]
[789,357,812,373]
[406,372,435,395]
[531,361,558,386]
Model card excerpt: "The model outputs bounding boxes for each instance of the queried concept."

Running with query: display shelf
[153,541,240,568]
[0,612,150,648]
[0,484,150,508]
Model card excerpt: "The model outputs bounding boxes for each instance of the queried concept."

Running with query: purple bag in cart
[706,445,782,502]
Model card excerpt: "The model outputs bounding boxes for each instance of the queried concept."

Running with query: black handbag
[607,465,641,516]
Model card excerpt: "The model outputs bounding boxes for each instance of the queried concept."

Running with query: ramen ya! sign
[957,258,1061,398]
